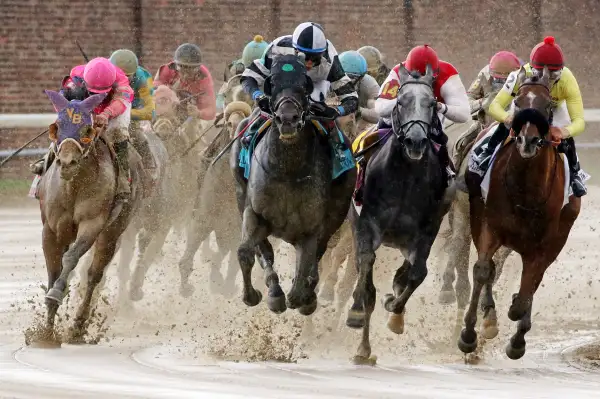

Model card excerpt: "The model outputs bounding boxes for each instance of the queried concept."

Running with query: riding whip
[0,129,49,168]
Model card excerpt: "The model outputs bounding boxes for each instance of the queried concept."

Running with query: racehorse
[346,64,455,364]
[458,67,581,359]
[230,54,356,316]
[37,91,143,342]
[177,100,252,297]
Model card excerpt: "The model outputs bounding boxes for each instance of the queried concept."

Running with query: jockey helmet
[405,44,440,77]
[489,51,521,78]
[109,49,139,76]
[83,57,117,94]
[530,36,564,70]
[242,35,269,66]
[174,43,203,66]
[358,46,384,75]
[339,51,368,79]
[292,22,327,69]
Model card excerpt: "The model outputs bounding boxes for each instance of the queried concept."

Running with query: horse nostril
[275,116,283,125]
[517,136,524,145]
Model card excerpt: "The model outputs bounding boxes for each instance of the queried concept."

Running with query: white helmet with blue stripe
[292,22,327,54]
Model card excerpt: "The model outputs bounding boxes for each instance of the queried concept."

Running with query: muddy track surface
[1,188,600,398]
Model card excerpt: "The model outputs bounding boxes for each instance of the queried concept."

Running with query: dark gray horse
[230,55,356,316]
[346,65,456,363]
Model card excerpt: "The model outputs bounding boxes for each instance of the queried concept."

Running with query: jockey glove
[253,91,271,114]
[94,113,109,128]
[309,102,341,121]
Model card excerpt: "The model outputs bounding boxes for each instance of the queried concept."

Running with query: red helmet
[489,51,521,78]
[530,36,564,70]
[405,45,439,76]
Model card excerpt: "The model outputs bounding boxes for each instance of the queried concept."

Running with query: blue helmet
[339,50,368,78]
[242,35,270,67]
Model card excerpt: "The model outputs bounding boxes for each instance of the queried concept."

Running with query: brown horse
[459,67,581,359]
[37,91,143,343]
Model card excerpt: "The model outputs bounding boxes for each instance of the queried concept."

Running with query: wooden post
[403,0,415,53]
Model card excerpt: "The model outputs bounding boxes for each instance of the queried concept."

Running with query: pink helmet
[489,51,521,78]
[83,57,117,93]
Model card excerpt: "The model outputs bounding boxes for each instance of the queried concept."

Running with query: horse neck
[264,124,317,176]
[506,144,558,206]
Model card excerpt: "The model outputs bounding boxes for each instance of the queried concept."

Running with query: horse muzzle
[278,122,301,142]
[58,159,81,180]
[516,136,540,159]
[403,136,428,160]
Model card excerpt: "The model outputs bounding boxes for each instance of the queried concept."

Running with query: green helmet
[242,35,269,66]
[109,49,139,75]
[358,46,384,74]
[174,43,202,66]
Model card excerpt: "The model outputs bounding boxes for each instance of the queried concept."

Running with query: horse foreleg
[458,223,500,354]
[71,234,118,342]
[177,216,210,298]
[130,224,170,301]
[46,216,105,305]
[42,224,63,330]
[346,217,378,362]
[256,238,285,314]
[287,236,319,315]
[237,207,268,307]
[116,226,137,304]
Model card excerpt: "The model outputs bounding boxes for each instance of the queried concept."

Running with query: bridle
[270,93,308,130]
[391,80,436,143]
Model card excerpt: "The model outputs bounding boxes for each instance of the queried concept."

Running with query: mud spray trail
[1,187,600,398]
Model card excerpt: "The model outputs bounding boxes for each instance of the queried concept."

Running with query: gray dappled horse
[37,91,143,343]
[345,65,455,364]
[230,55,356,316]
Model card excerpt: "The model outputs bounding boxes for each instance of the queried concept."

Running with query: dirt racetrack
[2,141,600,398]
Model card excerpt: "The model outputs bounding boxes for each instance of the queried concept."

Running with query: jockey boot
[114,140,131,203]
[29,145,55,175]
[564,137,587,197]
[438,144,455,187]
[135,137,156,169]
[474,123,510,171]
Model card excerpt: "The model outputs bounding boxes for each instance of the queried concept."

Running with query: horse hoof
[346,309,365,329]
[318,285,335,304]
[505,343,526,360]
[386,311,405,334]
[267,294,287,314]
[457,330,478,354]
[45,288,63,305]
[352,355,377,366]
[298,300,317,316]
[243,288,262,307]
[180,283,195,298]
[438,290,457,305]
[481,321,499,340]
[129,287,144,302]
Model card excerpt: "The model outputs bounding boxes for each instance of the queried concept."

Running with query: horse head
[45,90,106,180]
[512,66,553,159]
[224,101,252,138]
[391,64,437,160]
[265,55,313,142]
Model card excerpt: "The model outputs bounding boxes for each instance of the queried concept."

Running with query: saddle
[351,126,392,206]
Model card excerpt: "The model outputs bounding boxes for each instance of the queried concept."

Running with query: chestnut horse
[459,67,581,359]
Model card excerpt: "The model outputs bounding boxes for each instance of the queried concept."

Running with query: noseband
[391,80,436,142]
[271,94,308,129]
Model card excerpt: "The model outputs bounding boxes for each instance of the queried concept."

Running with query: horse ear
[517,67,527,84]
[48,123,58,142]
[80,93,107,113]
[541,65,551,87]
[45,90,69,112]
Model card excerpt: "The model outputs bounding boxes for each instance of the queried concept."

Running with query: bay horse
[36,90,143,343]
[230,55,356,316]
[458,66,581,359]
[346,64,455,364]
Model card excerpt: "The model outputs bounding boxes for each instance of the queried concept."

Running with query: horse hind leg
[177,216,210,298]
[287,237,319,315]
[130,223,170,301]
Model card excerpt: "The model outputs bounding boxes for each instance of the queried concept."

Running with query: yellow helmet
[358,46,384,74]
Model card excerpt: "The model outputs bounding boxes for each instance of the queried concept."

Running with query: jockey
[110,49,156,168]
[468,51,521,126]
[241,22,358,137]
[480,36,586,197]
[154,43,217,122]
[358,46,391,86]
[338,50,379,123]
[218,35,269,111]
[31,57,134,203]
[375,44,470,183]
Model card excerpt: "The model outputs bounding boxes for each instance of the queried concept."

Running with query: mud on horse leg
[42,224,64,329]
[256,238,286,314]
